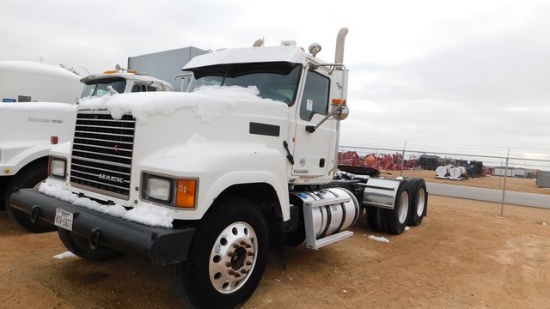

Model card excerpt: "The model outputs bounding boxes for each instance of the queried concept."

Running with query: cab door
[290,69,337,178]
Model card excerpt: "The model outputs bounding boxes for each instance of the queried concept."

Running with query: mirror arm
[305,101,346,133]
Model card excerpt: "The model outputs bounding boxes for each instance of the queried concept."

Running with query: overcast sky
[2,0,550,166]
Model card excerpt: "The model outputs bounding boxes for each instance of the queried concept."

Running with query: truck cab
[183,43,348,185]
[79,66,172,101]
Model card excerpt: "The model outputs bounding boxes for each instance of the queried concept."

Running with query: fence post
[498,158,503,189]
[499,148,510,217]
[401,141,407,177]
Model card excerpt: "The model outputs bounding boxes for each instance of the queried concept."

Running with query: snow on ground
[53,251,77,259]
[367,235,390,243]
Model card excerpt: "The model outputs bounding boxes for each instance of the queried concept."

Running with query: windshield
[81,77,127,98]
[187,62,301,105]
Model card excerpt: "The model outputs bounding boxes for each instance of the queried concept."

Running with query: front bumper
[10,188,195,266]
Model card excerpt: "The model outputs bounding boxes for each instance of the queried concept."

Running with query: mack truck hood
[77,86,292,170]
[70,86,291,220]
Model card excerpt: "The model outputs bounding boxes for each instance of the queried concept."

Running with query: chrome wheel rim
[208,221,258,294]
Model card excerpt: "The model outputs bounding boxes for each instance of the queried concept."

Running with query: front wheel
[5,163,56,233]
[174,198,269,309]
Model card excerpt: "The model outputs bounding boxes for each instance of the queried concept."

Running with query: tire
[58,228,122,261]
[5,162,56,233]
[384,180,410,235]
[366,206,384,232]
[407,178,428,226]
[174,198,269,309]
[0,177,8,211]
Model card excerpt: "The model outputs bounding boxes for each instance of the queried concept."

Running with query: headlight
[142,173,198,209]
[49,157,67,180]
[145,176,173,202]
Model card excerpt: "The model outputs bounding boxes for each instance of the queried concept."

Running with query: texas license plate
[54,208,73,231]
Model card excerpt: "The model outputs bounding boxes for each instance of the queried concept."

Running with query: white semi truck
[79,66,173,101]
[2,66,173,232]
[10,28,428,308]
[0,60,83,103]
[0,60,83,224]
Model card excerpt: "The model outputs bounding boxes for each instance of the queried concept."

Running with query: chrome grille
[70,110,135,199]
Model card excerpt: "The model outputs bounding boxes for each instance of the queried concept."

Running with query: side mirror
[332,104,349,120]
[175,72,193,92]
[306,101,349,133]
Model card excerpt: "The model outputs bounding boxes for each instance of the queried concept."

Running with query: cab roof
[80,72,171,87]
[183,45,323,71]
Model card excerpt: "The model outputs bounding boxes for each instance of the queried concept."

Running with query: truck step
[305,230,353,250]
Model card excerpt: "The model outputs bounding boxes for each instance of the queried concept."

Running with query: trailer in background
[127,47,208,91]
[536,171,550,188]
[494,167,530,178]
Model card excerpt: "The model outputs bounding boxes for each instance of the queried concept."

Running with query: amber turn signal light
[176,179,197,208]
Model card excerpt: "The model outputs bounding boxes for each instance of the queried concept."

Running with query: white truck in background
[0,60,83,227]
[11,28,428,308]
[79,45,210,100]
[1,64,176,232]
[79,66,173,101]
[0,60,83,104]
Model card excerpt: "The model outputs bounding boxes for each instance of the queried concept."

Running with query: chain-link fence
[338,143,550,223]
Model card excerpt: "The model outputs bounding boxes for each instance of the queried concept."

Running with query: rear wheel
[58,228,122,261]
[174,198,269,309]
[384,180,410,235]
[407,178,428,226]
[366,206,384,232]
[5,163,56,233]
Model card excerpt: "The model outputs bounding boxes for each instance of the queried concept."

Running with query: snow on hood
[78,85,263,124]
[39,180,173,228]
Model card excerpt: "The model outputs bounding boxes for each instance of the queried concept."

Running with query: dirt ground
[1,175,549,309]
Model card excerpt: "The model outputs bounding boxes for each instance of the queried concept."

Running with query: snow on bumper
[10,188,195,266]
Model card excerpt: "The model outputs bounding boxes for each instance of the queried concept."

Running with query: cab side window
[132,85,158,92]
[299,71,330,121]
